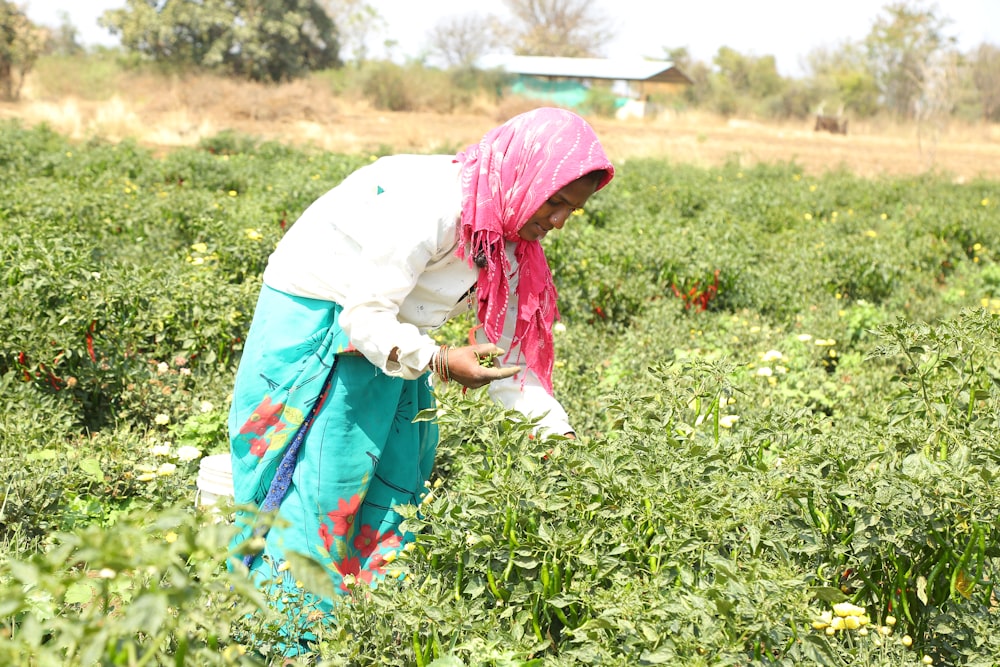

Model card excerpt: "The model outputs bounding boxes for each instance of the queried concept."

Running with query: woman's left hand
[438,344,522,390]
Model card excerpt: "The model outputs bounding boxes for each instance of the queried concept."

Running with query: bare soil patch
[2,73,998,181]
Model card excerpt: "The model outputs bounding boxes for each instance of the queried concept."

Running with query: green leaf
[64,581,96,605]
[80,457,105,483]
[810,586,848,604]
[285,550,338,601]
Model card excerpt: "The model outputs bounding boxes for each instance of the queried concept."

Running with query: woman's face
[517,175,600,241]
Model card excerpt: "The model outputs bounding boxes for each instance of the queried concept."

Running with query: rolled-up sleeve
[478,277,573,437]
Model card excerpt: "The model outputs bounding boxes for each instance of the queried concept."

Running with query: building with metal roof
[477,54,692,86]
[476,54,691,117]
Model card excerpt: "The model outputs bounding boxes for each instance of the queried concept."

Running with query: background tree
[502,0,613,57]
[43,10,83,56]
[0,0,46,100]
[805,41,880,117]
[427,12,500,69]
[708,46,787,117]
[100,0,341,82]
[970,42,1000,122]
[321,0,383,66]
[864,0,956,118]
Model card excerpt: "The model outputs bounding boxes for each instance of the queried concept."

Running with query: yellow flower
[880,213,888,220]
[164,531,178,544]
[833,601,866,617]
[176,445,202,462]
[922,656,933,665]
[719,414,739,428]
[812,610,833,629]
[863,229,878,238]
[756,366,773,377]
[228,190,238,197]
[222,645,247,661]
[804,213,813,221]
[191,242,208,253]
[885,615,896,626]
[761,350,783,362]
[901,635,913,647]
[982,198,990,206]
[245,228,263,241]
[150,443,171,456]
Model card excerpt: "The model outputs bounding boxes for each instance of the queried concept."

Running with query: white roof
[477,54,691,84]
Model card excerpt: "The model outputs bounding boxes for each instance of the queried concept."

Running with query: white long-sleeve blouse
[263,154,572,436]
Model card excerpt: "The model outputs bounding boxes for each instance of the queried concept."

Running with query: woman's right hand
[436,344,521,389]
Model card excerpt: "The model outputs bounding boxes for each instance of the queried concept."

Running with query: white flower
[553,321,567,334]
[796,333,813,342]
[179,368,192,376]
[175,445,202,462]
[157,462,177,476]
[154,414,170,426]
[761,350,783,362]
[157,362,169,374]
[150,443,171,456]
[756,366,773,377]
[97,568,117,579]
[199,400,214,413]
[719,414,739,428]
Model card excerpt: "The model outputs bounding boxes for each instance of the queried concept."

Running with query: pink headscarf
[455,107,614,394]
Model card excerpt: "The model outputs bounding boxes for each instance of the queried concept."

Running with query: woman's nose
[550,207,571,228]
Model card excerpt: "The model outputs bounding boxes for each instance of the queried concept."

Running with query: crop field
[0,119,998,666]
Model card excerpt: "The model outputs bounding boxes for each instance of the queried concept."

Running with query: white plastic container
[195,453,234,508]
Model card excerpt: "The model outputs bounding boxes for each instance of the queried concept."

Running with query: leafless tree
[971,42,1000,122]
[427,12,501,69]
[502,0,614,58]
[321,0,385,65]
[915,50,959,168]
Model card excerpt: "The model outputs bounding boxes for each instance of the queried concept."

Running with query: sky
[21,0,1000,77]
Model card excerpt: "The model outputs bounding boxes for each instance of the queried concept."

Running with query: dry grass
[2,67,998,181]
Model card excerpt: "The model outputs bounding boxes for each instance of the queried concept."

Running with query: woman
[227,107,614,648]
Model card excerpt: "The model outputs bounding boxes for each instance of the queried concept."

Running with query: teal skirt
[228,284,438,643]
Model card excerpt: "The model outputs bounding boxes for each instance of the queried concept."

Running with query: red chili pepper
[86,320,97,363]
[467,324,483,345]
